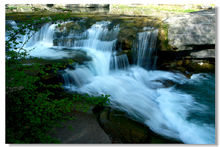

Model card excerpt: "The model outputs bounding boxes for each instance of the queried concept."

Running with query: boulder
[49,111,111,143]
[165,9,215,50]
[157,9,215,73]
[190,49,215,58]
[97,107,181,143]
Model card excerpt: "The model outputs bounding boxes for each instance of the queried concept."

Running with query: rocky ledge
[165,9,215,51]
[157,9,215,74]
[49,105,182,143]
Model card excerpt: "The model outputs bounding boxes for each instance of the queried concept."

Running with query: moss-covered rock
[96,107,182,143]
[157,57,214,76]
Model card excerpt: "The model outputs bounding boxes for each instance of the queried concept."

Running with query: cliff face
[166,9,215,51]
[157,9,215,74]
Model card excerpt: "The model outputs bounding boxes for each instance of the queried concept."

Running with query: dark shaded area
[184,44,215,51]
[156,43,215,74]
[46,4,54,8]
[93,106,182,144]
[49,111,111,143]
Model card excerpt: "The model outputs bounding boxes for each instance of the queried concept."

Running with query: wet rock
[98,108,149,143]
[53,32,62,39]
[56,22,86,34]
[117,38,134,51]
[68,50,92,64]
[186,60,215,72]
[46,48,92,64]
[157,58,214,75]
[154,79,176,87]
[97,107,181,143]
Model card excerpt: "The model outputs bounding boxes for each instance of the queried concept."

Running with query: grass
[139,4,199,13]
[110,4,214,16]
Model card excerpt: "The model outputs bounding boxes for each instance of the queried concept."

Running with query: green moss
[158,23,173,51]
[158,58,215,75]
[186,61,215,73]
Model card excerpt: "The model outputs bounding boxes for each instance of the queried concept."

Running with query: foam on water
[6,20,215,144]
[67,65,215,144]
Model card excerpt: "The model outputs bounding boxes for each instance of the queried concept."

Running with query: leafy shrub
[6,15,110,143]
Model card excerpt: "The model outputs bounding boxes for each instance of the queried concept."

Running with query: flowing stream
[6,20,215,144]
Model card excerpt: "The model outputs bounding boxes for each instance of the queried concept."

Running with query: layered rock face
[157,9,215,73]
[166,9,215,51]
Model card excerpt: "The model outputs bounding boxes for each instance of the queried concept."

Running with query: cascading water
[110,52,130,71]
[7,20,215,144]
[26,23,56,47]
[132,28,158,69]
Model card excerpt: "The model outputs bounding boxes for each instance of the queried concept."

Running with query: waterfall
[110,52,130,70]
[6,20,215,144]
[63,67,93,88]
[132,28,158,69]
[25,23,56,47]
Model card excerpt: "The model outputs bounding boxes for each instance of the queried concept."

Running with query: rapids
[6,20,215,144]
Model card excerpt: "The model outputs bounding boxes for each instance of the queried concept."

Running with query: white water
[6,20,215,144]
[110,52,130,70]
[132,28,158,69]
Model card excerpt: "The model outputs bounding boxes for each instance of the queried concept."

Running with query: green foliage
[6,61,110,143]
[7,6,17,11]
[6,17,48,64]
[111,4,201,14]
[6,16,110,143]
